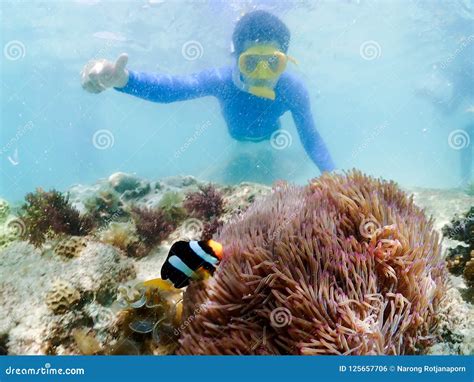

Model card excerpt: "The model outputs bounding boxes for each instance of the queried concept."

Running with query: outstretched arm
[288,81,336,173]
[115,68,223,103]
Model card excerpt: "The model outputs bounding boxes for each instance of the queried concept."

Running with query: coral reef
[0,241,136,354]
[1,173,471,355]
[177,171,446,355]
[183,184,225,221]
[98,222,140,257]
[183,184,225,241]
[130,206,175,249]
[158,192,187,225]
[0,222,18,250]
[54,236,88,259]
[20,189,94,247]
[443,207,474,299]
[465,251,474,288]
[201,217,223,241]
[108,172,150,200]
[111,279,183,354]
[84,188,124,226]
[73,328,102,355]
[45,280,82,314]
[0,198,10,222]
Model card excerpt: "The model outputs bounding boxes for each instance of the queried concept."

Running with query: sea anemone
[183,184,225,221]
[177,171,446,355]
[20,188,94,247]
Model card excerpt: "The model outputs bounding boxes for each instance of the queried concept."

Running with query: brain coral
[46,280,81,314]
[177,171,446,355]
[54,237,88,259]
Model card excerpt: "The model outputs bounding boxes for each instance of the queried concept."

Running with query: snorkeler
[81,10,336,175]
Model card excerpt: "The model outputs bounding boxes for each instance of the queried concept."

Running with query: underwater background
[1,0,473,202]
[0,0,474,357]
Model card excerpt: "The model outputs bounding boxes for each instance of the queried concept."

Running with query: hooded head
[232,10,291,57]
[231,11,293,100]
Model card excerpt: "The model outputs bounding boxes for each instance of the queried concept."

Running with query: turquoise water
[1,0,473,202]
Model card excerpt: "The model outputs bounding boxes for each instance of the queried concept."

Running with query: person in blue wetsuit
[81,10,335,177]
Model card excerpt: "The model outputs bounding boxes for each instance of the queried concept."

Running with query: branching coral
[201,217,223,241]
[130,206,175,248]
[183,184,225,221]
[177,170,446,355]
[20,189,94,247]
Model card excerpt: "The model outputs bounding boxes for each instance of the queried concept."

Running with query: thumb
[114,53,128,72]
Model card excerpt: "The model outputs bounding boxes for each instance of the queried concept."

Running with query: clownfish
[160,240,223,288]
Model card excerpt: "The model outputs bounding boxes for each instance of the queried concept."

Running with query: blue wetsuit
[115,66,335,172]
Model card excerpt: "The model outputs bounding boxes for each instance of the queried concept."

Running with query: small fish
[161,240,223,288]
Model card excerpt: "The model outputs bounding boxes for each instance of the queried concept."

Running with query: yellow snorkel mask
[237,44,297,100]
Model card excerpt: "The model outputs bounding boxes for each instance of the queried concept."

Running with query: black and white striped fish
[160,240,223,288]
